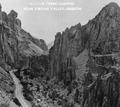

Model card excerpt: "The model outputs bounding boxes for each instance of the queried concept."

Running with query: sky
[0,0,120,44]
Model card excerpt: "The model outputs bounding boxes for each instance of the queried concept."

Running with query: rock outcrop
[49,23,83,83]
[0,66,14,105]
[0,4,48,106]
[0,6,48,70]
[49,2,120,107]
[82,2,120,107]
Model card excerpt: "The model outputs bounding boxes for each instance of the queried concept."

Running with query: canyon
[0,2,120,107]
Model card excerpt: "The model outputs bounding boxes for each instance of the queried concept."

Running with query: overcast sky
[0,0,120,43]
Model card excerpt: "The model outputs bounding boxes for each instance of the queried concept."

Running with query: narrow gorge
[0,2,120,107]
[9,70,31,107]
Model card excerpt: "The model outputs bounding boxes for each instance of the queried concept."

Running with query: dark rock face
[82,2,120,107]
[0,9,48,70]
[82,67,120,107]
[49,23,83,83]
[49,2,120,107]
[83,2,120,54]
[0,23,18,70]
[0,66,14,104]
[0,5,48,105]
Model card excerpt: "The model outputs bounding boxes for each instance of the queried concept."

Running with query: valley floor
[14,69,82,107]
[9,70,32,107]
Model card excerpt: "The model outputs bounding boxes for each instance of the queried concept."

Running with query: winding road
[9,70,31,107]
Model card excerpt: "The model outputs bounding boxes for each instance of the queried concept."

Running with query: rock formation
[1,2,120,107]
[49,23,82,83]
[81,2,120,107]
[0,6,48,69]
[0,4,48,106]
[49,2,120,107]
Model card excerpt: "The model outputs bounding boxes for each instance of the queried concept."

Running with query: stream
[9,70,32,107]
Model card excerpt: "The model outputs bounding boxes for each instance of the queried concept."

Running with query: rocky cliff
[0,4,48,106]
[82,2,120,107]
[49,23,83,83]
[0,66,14,105]
[49,2,120,107]
[0,7,48,70]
